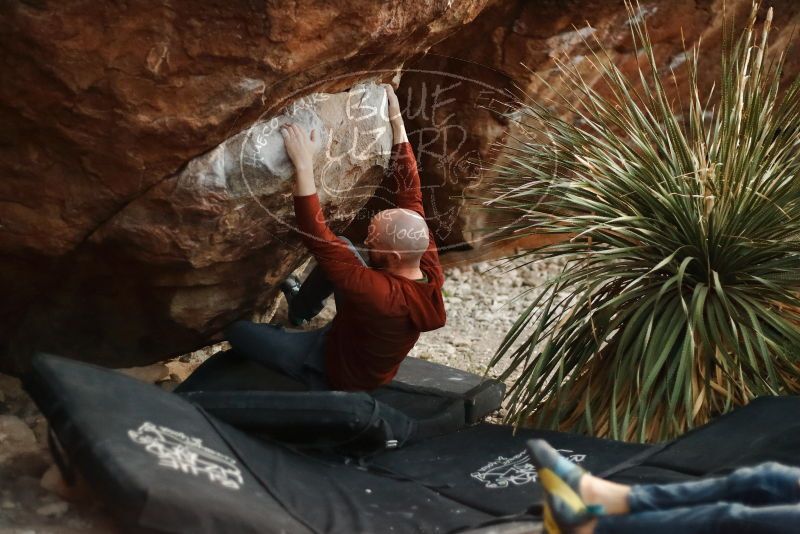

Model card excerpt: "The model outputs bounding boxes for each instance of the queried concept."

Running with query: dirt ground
[0,255,560,533]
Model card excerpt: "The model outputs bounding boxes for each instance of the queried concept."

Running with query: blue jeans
[222,320,332,390]
[190,236,369,392]
[596,462,800,533]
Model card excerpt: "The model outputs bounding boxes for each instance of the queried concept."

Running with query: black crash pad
[26,354,800,534]
[382,355,505,425]
[175,348,505,434]
[26,354,496,534]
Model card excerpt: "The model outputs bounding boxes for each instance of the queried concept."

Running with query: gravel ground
[0,255,563,533]
[412,256,563,377]
[273,254,565,380]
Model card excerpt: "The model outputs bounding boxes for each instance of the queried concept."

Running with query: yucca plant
[481,1,800,442]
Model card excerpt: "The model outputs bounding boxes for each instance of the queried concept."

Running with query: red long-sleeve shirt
[293,141,446,390]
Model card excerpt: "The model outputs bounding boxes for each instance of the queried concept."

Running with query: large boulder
[0,0,493,372]
[5,82,392,372]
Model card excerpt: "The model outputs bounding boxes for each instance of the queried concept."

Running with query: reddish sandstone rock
[2,81,394,371]
[0,0,491,371]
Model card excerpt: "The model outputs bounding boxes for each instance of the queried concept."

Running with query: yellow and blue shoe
[526,439,604,534]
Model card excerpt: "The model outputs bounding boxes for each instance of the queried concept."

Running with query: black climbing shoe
[279,275,307,327]
[279,274,302,303]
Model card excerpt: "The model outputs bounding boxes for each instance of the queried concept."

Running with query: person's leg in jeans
[285,236,369,325]
[626,462,800,511]
[528,440,800,534]
[184,236,366,390]
[593,462,800,534]
[222,320,331,390]
[594,502,800,534]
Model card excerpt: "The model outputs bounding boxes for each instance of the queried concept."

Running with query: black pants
[288,236,369,325]
[221,321,331,390]
[179,237,368,392]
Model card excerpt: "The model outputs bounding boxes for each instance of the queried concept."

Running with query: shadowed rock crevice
[0,0,494,372]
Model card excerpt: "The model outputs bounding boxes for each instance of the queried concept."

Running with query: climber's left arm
[383,85,445,288]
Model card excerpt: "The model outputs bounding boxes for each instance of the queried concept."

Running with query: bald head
[366,208,430,267]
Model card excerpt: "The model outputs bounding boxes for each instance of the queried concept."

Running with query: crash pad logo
[471,450,586,489]
[128,422,244,490]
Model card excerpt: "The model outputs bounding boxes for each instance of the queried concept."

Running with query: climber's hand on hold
[282,122,315,171]
[281,122,317,196]
[383,83,401,122]
[382,84,407,144]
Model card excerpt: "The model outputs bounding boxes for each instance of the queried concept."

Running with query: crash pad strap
[385,377,494,401]
[47,427,77,486]
[597,441,673,479]
[195,406,321,534]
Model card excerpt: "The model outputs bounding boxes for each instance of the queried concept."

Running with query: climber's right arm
[381,84,423,218]
[384,84,408,144]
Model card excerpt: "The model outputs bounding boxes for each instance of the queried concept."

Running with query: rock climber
[222,84,446,391]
